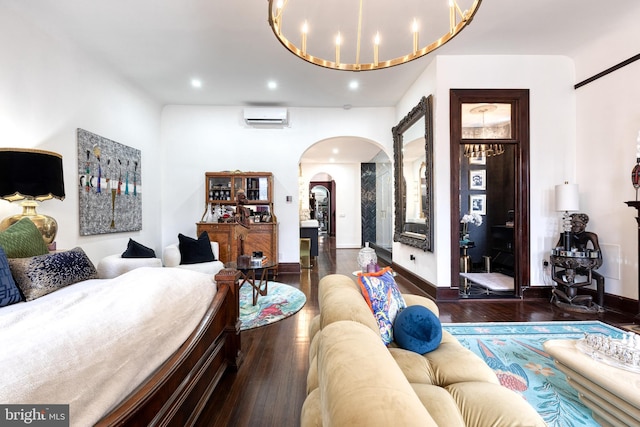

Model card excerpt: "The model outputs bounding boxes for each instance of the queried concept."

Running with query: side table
[544,339,640,426]
[460,241,475,294]
[226,260,278,305]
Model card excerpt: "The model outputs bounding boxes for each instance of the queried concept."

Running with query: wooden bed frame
[97,268,242,426]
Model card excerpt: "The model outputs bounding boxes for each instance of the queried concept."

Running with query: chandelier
[463,143,505,158]
[463,104,505,158]
[267,0,483,71]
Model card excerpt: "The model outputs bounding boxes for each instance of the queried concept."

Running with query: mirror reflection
[403,130,426,230]
[393,95,433,251]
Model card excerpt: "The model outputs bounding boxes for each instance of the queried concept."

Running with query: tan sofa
[301,274,545,426]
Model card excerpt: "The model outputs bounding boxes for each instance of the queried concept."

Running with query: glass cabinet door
[208,177,232,201]
[244,176,269,201]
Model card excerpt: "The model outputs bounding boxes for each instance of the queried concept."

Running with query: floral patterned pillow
[357,267,406,345]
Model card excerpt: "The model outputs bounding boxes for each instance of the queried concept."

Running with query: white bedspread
[0,267,216,427]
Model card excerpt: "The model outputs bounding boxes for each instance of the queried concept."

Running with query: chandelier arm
[355,0,364,66]
[453,0,465,19]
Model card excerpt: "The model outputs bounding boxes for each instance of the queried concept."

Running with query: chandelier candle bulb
[412,19,419,54]
[301,21,308,55]
[335,32,341,65]
[373,32,380,66]
[450,1,455,32]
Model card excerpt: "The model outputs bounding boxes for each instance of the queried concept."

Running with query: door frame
[310,180,336,236]
[449,89,530,297]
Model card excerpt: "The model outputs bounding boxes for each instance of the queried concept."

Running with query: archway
[299,137,391,254]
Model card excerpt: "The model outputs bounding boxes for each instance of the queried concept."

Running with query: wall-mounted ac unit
[243,107,288,125]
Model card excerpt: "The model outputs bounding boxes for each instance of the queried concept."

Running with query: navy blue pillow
[122,239,156,258]
[393,305,443,354]
[0,246,23,307]
[178,232,215,264]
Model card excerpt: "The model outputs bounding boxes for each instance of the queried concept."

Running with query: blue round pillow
[393,305,442,354]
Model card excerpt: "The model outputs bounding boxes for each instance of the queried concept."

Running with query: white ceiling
[5,0,640,163]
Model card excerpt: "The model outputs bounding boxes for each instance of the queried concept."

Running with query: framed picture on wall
[470,194,486,215]
[469,154,486,165]
[469,170,486,190]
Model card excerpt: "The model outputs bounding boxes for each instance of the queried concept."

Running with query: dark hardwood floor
[205,235,637,426]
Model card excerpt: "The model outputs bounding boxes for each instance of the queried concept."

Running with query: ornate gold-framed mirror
[393,95,433,251]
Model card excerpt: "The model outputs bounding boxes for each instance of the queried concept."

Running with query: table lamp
[0,148,65,245]
[555,181,579,250]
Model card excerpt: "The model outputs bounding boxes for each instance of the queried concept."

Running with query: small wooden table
[226,260,278,305]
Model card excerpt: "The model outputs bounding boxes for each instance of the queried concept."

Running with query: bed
[0,260,241,426]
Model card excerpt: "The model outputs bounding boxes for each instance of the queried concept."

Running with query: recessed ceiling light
[268,81,278,90]
[329,157,336,163]
[332,148,339,154]
[349,81,359,90]
[191,79,202,88]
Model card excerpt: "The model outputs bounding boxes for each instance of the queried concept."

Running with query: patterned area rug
[239,281,306,331]
[443,321,625,426]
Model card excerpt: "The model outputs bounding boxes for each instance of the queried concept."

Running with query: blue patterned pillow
[8,247,98,301]
[0,247,22,307]
[357,267,406,345]
[394,305,443,354]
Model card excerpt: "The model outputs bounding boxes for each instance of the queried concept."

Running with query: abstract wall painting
[77,128,142,235]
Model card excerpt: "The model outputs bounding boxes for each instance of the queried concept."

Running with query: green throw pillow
[0,218,49,258]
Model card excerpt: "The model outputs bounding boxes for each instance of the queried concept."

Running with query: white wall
[394,55,576,288]
[160,106,395,263]
[0,5,163,264]
[572,17,640,300]
[392,61,439,280]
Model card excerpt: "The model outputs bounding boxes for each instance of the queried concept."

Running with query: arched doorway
[310,182,334,236]
[299,137,392,255]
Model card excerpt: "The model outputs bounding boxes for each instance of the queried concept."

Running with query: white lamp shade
[555,183,579,212]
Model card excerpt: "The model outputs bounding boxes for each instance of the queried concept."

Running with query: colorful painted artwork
[77,128,142,235]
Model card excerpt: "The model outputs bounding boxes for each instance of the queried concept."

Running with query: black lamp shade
[0,148,65,202]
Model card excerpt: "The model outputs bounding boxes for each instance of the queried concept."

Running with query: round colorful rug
[239,281,306,331]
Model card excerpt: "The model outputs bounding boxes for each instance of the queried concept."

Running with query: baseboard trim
[277,262,301,274]
[391,262,438,299]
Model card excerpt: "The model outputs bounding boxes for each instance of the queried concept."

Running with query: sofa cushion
[178,232,215,264]
[0,247,22,307]
[9,247,98,301]
[446,381,546,426]
[0,218,49,258]
[317,321,437,426]
[411,383,466,427]
[97,253,162,279]
[394,305,443,354]
[319,277,380,336]
[422,340,499,386]
[388,347,435,385]
[122,238,156,258]
[357,267,406,345]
